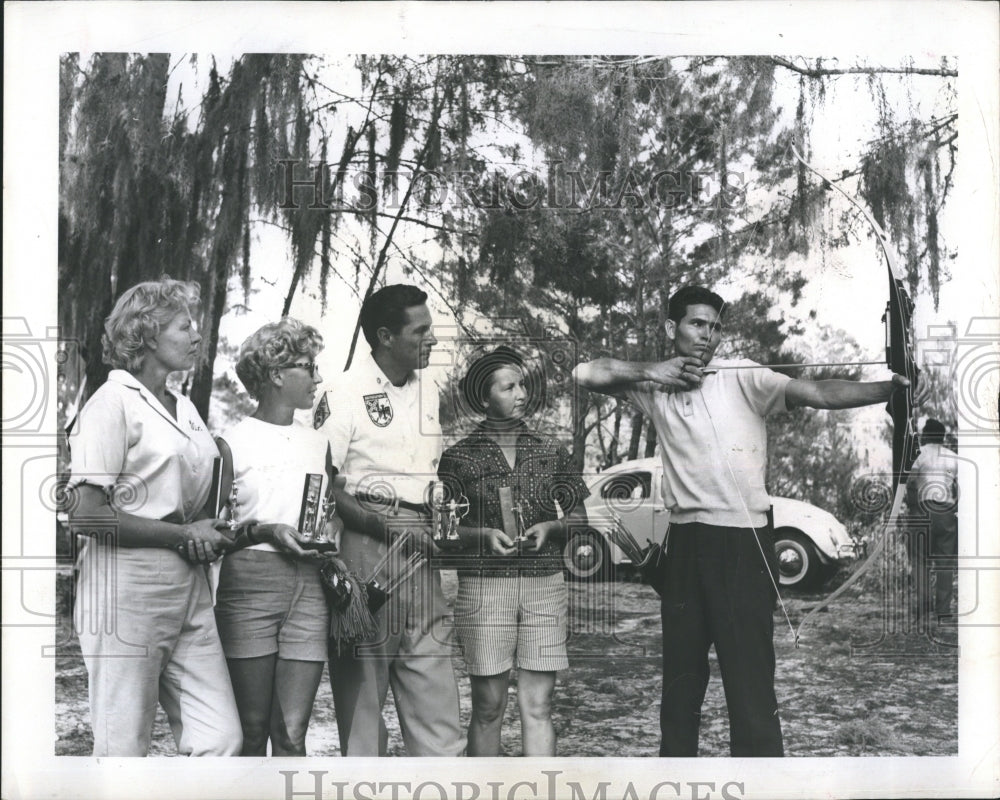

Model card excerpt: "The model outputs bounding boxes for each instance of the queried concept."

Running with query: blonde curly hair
[101,277,202,372]
[236,318,324,399]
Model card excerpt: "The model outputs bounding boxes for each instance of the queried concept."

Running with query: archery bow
[790,145,921,642]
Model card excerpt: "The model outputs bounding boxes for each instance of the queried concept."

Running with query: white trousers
[75,541,242,756]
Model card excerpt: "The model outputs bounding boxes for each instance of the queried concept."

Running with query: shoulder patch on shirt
[313,393,330,429]
[363,392,393,427]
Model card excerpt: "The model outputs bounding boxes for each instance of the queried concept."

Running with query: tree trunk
[595,403,607,466]
[344,89,444,371]
[644,418,658,458]
[608,400,623,467]
[571,397,589,474]
[627,410,643,461]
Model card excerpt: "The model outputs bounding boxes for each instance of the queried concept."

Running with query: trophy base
[303,540,340,553]
[433,537,466,552]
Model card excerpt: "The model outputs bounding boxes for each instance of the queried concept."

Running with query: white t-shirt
[626,358,790,527]
[222,417,330,552]
[315,352,442,506]
[909,443,959,509]
[68,370,218,523]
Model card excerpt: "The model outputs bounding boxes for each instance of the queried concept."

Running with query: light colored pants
[328,512,463,756]
[75,541,242,756]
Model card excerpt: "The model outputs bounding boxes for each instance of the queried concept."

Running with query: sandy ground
[55,561,958,758]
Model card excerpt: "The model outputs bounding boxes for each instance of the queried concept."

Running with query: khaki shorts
[454,571,569,675]
[214,549,329,661]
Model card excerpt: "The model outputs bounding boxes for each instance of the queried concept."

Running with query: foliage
[60,53,321,417]
[58,54,958,514]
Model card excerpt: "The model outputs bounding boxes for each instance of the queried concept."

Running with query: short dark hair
[459,346,526,414]
[666,286,725,323]
[922,418,947,444]
[360,284,429,349]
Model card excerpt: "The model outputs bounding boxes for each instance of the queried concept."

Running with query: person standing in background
[906,419,959,622]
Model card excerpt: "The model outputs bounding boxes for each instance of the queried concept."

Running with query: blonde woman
[68,277,241,756]
[213,318,340,756]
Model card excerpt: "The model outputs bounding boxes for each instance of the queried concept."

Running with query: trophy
[430,481,468,550]
[227,477,240,531]
[498,486,529,549]
[513,500,528,545]
[298,473,339,552]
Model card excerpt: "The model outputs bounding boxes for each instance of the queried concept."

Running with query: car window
[599,471,652,501]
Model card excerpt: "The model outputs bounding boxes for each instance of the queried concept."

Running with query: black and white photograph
[3,2,998,799]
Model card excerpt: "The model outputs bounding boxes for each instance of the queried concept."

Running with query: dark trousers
[658,522,784,757]
[907,506,958,618]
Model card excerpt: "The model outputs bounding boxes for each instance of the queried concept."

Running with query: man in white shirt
[573,285,912,757]
[315,284,462,757]
[905,419,959,621]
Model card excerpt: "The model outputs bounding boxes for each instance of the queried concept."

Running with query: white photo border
[3,2,998,799]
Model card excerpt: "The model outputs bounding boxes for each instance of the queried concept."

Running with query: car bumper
[835,538,867,561]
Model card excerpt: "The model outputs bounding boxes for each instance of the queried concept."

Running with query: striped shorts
[454,571,569,675]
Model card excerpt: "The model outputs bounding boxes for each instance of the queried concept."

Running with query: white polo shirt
[626,358,790,527]
[68,369,219,524]
[315,352,442,506]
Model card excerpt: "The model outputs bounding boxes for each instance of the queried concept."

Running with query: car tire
[564,528,614,582]
[773,528,824,590]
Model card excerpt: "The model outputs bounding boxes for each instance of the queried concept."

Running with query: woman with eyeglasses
[213,318,342,756]
[67,277,242,756]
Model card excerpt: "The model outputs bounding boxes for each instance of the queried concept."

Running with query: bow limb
[790,145,920,642]
[790,145,904,282]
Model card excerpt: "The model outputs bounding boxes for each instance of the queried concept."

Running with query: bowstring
[693,316,798,644]
[696,153,801,643]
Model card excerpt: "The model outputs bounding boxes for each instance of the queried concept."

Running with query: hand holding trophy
[298,473,340,553]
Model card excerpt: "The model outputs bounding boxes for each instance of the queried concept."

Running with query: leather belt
[353,490,430,516]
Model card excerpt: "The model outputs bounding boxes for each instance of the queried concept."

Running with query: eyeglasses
[282,361,319,378]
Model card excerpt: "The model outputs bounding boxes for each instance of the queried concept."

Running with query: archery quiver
[605,515,668,595]
[319,555,378,650]
[363,530,426,613]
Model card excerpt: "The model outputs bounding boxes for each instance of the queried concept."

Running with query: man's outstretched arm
[786,374,911,410]
[572,357,704,397]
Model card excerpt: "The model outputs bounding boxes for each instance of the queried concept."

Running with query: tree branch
[769,56,956,78]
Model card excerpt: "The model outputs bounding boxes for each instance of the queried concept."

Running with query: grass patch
[835,717,893,753]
